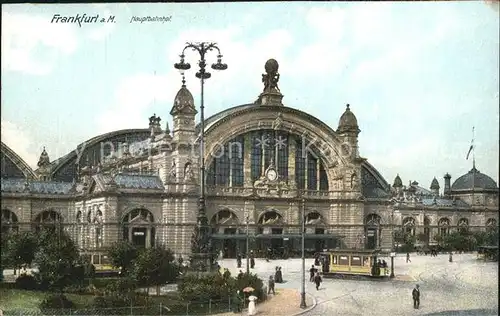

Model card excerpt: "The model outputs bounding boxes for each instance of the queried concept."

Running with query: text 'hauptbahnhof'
[1,59,498,265]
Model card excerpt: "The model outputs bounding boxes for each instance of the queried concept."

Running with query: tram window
[339,255,349,265]
[332,255,338,264]
[363,256,370,266]
[351,256,362,266]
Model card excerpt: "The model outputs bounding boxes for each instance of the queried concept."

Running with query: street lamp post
[246,215,250,274]
[390,207,397,278]
[300,195,307,309]
[174,42,227,272]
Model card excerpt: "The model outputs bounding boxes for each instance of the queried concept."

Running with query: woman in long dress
[248,295,257,315]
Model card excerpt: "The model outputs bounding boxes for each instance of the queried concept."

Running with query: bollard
[209,299,212,314]
[159,303,162,316]
[186,302,189,315]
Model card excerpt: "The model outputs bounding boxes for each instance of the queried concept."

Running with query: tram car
[319,249,388,278]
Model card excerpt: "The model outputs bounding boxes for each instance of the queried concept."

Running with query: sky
[1,2,499,188]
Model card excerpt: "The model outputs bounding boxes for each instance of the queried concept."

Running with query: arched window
[258,211,284,226]
[1,209,19,234]
[457,218,469,234]
[438,218,450,236]
[210,209,240,234]
[208,136,243,187]
[122,208,155,248]
[307,153,318,190]
[364,214,381,249]
[403,217,416,236]
[94,208,103,248]
[251,131,263,182]
[34,210,62,232]
[486,218,497,232]
[319,164,328,191]
[295,138,306,189]
[208,130,327,190]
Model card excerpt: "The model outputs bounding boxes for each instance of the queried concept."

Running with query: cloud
[96,73,180,133]
[166,27,294,106]
[1,120,40,168]
[1,12,78,75]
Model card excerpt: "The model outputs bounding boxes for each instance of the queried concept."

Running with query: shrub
[39,294,75,311]
[234,272,265,300]
[15,274,38,290]
[104,277,137,295]
[178,271,233,302]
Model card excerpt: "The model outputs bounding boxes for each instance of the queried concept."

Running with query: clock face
[266,169,278,181]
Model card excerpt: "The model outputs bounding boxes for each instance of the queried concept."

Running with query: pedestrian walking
[313,272,322,290]
[412,284,420,309]
[276,266,283,283]
[250,251,255,269]
[309,265,317,282]
[406,252,411,263]
[236,253,242,268]
[449,252,453,262]
[267,275,276,295]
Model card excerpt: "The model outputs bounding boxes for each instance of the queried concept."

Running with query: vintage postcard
[1,2,498,316]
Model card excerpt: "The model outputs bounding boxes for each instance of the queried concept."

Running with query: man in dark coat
[412,284,420,309]
[309,265,317,282]
[313,272,322,290]
[250,251,255,269]
[276,266,283,283]
[236,253,242,268]
[406,252,411,263]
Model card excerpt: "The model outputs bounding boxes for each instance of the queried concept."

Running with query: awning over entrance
[211,234,342,240]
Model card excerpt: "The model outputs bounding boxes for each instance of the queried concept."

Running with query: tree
[131,246,179,295]
[33,228,80,293]
[1,231,38,274]
[107,241,138,276]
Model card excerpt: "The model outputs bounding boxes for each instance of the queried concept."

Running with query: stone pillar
[146,228,151,248]
[244,134,252,186]
[288,137,296,188]
[316,160,320,191]
[128,228,132,243]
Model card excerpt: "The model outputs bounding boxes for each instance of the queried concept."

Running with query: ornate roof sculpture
[337,104,360,134]
[451,166,498,192]
[255,59,284,106]
[430,177,440,190]
[0,141,36,179]
[170,77,197,116]
[393,174,403,188]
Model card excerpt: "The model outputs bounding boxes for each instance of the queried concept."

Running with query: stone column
[244,134,252,186]
[146,228,151,248]
[128,228,132,243]
[316,160,320,191]
[288,137,296,188]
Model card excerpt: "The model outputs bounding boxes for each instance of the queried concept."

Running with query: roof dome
[430,177,440,190]
[451,167,498,191]
[393,174,403,188]
[170,82,197,116]
[338,104,359,133]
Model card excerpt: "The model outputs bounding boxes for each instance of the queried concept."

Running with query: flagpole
[472,126,475,208]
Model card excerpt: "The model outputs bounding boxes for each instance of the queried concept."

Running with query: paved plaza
[219,253,498,316]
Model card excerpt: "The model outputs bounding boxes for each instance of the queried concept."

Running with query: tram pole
[300,196,307,309]
[246,215,250,274]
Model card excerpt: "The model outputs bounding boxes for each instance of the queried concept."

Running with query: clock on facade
[266,168,278,181]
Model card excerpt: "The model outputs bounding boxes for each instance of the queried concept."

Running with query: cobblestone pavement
[219,253,498,316]
[214,288,313,316]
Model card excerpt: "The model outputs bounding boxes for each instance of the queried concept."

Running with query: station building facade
[1,60,498,263]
